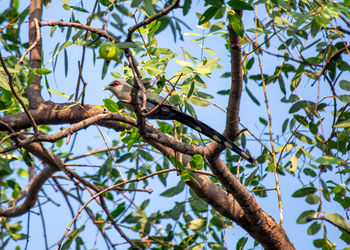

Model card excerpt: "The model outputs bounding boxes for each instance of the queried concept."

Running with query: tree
[0,0,349,249]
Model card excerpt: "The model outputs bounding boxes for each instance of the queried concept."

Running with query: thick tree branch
[26,0,44,107]
[225,23,243,140]
[0,137,61,217]
[0,101,207,156]
[206,156,294,249]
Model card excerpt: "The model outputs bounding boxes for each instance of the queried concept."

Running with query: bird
[103,80,257,165]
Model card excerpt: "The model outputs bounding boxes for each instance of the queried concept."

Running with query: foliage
[0,0,350,249]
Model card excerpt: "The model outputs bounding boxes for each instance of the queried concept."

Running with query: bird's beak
[102,85,110,91]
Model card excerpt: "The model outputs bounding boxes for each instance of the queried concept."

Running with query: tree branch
[26,0,44,107]
[126,0,181,42]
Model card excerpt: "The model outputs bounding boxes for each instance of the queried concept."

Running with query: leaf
[305,194,320,204]
[175,59,193,67]
[64,49,68,77]
[228,11,244,37]
[296,210,318,224]
[236,236,248,250]
[289,153,298,173]
[188,96,210,107]
[146,67,163,75]
[36,68,52,75]
[188,218,206,230]
[190,198,207,212]
[0,73,11,91]
[116,42,140,49]
[307,222,321,235]
[210,21,225,32]
[199,7,218,25]
[275,143,294,152]
[325,212,350,231]
[339,80,350,91]
[47,89,70,99]
[335,118,350,128]
[183,0,192,15]
[204,48,215,56]
[292,187,317,197]
[170,203,185,220]
[62,225,85,250]
[0,157,12,177]
[190,154,203,170]
[227,0,254,10]
[160,182,185,197]
[246,87,260,105]
[143,0,156,16]
[315,155,343,164]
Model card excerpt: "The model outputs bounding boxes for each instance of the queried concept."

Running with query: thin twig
[254,8,283,225]
[19,18,41,65]
[126,0,181,41]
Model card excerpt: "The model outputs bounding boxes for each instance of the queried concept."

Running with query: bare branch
[126,0,181,42]
[19,18,41,65]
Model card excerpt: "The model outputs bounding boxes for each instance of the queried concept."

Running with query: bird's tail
[172,110,258,165]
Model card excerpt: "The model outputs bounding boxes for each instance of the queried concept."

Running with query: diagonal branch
[126,0,181,42]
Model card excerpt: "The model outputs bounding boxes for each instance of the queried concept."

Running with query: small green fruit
[99,41,120,62]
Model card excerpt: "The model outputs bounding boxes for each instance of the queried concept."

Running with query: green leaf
[143,0,156,16]
[190,154,203,170]
[236,236,248,250]
[307,222,321,235]
[62,225,85,250]
[0,72,11,91]
[103,99,120,113]
[289,153,298,173]
[246,87,260,105]
[188,96,210,107]
[188,218,206,230]
[199,7,218,25]
[227,0,254,10]
[170,203,185,220]
[47,89,70,99]
[275,144,293,152]
[292,187,317,197]
[325,212,350,231]
[210,21,225,32]
[340,80,350,91]
[305,194,320,204]
[175,59,193,67]
[146,67,163,75]
[131,0,142,7]
[36,68,52,75]
[69,5,88,13]
[228,11,244,37]
[335,118,350,128]
[160,182,185,197]
[183,0,192,15]
[296,210,318,224]
[190,197,207,212]
[315,155,344,164]
[116,42,140,49]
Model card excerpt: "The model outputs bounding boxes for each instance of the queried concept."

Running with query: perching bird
[104,80,257,165]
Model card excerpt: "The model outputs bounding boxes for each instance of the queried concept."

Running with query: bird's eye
[111,80,121,86]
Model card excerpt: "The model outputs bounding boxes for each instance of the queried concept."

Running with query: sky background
[2,0,349,249]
